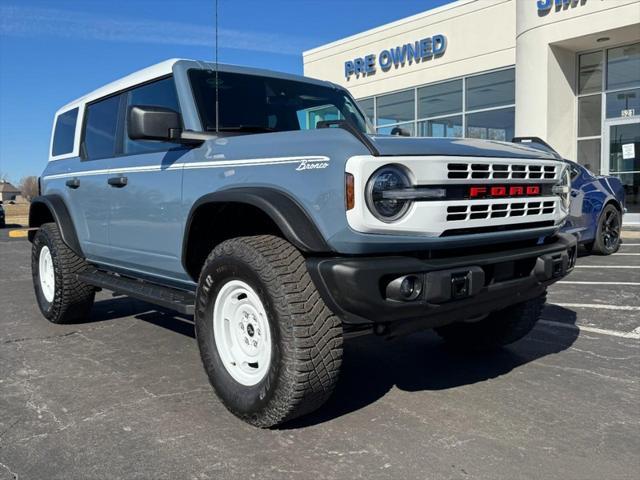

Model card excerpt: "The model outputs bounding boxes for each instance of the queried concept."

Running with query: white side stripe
[42,156,330,180]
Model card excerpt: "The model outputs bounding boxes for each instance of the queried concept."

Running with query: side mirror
[128,105,181,142]
[390,126,411,137]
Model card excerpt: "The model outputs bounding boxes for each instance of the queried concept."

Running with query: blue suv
[29,59,576,427]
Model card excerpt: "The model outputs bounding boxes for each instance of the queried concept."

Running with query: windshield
[189,69,370,134]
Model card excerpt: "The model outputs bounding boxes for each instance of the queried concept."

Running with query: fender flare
[182,187,331,265]
[29,195,84,257]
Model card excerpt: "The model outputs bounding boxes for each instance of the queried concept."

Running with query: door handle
[108,176,128,188]
[65,178,80,189]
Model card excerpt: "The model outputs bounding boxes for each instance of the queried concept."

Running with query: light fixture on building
[596,37,610,43]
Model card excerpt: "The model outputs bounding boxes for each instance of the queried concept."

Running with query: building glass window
[297,105,343,129]
[607,43,640,91]
[466,107,515,141]
[418,116,462,138]
[606,88,640,118]
[366,67,515,138]
[578,94,602,137]
[357,98,374,125]
[465,69,515,111]
[377,122,415,136]
[578,51,603,94]
[577,139,601,175]
[418,79,462,118]
[576,42,640,194]
[376,90,414,126]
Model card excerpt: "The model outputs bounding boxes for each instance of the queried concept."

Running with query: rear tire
[592,204,621,255]
[31,223,95,324]
[435,294,546,351]
[195,235,343,428]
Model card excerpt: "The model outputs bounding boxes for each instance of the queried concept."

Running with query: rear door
[69,94,122,263]
[107,76,190,280]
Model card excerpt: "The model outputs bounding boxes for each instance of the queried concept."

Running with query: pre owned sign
[344,34,447,80]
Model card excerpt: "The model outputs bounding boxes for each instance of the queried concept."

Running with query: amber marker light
[345,173,355,210]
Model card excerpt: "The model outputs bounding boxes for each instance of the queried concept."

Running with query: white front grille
[447,162,557,181]
[345,154,566,236]
[447,200,556,221]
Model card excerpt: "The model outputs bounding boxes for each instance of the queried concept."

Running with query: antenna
[214,0,219,133]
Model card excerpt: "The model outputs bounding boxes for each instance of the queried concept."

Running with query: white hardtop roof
[56,58,337,117]
[56,58,182,115]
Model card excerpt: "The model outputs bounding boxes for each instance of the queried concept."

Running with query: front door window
[607,121,640,214]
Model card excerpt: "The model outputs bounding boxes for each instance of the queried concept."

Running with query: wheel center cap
[247,324,255,337]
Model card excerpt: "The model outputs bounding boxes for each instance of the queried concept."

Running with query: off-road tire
[435,294,546,350]
[591,204,622,255]
[195,235,343,428]
[31,222,95,323]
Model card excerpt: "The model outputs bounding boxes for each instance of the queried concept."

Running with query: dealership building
[303,0,640,222]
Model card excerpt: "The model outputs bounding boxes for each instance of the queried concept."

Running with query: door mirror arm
[168,129,213,147]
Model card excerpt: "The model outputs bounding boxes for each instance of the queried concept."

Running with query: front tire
[592,204,621,255]
[31,223,95,323]
[435,295,546,351]
[195,235,343,428]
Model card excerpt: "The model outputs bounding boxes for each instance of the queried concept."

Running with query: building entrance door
[605,117,640,223]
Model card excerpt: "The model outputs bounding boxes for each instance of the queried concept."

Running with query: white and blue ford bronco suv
[30,59,576,427]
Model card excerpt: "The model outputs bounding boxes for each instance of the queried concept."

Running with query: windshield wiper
[207,125,276,133]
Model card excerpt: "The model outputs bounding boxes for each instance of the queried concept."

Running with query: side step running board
[77,270,196,315]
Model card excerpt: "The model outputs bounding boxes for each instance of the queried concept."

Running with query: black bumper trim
[307,233,577,331]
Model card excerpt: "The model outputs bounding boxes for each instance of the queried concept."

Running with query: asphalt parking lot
[1,230,639,480]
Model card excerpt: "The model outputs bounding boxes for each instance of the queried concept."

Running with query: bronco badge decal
[296,159,329,171]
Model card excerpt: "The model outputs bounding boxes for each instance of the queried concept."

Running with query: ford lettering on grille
[469,185,541,198]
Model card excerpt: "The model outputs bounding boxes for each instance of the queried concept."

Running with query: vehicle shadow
[284,305,579,429]
[88,295,195,338]
[86,296,579,429]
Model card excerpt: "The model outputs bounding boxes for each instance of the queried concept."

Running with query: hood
[368,136,559,160]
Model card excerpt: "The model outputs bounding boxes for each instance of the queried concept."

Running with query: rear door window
[52,108,79,156]
[83,95,122,160]
[123,77,181,155]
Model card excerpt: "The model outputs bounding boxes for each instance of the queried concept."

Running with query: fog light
[386,274,423,302]
[400,276,417,298]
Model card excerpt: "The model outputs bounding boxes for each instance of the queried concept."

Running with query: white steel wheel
[39,245,55,303]
[213,280,272,386]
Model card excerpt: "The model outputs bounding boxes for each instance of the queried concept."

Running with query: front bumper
[307,233,577,335]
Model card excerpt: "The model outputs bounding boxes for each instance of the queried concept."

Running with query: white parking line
[612,253,640,256]
[622,243,640,246]
[574,265,640,269]
[539,320,640,339]
[557,281,640,286]
[551,303,640,311]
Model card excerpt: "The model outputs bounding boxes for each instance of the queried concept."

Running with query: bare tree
[19,176,39,201]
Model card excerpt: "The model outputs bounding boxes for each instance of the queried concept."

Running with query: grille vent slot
[447,162,558,180]
[446,200,556,221]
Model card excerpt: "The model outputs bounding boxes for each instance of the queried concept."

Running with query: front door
[605,118,640,223]
[108,76,190,281]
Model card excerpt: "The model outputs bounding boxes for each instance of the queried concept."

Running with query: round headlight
[553,166,571,212]
[366,166,412,222]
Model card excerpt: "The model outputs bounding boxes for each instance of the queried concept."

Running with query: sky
[0,0,453,182]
